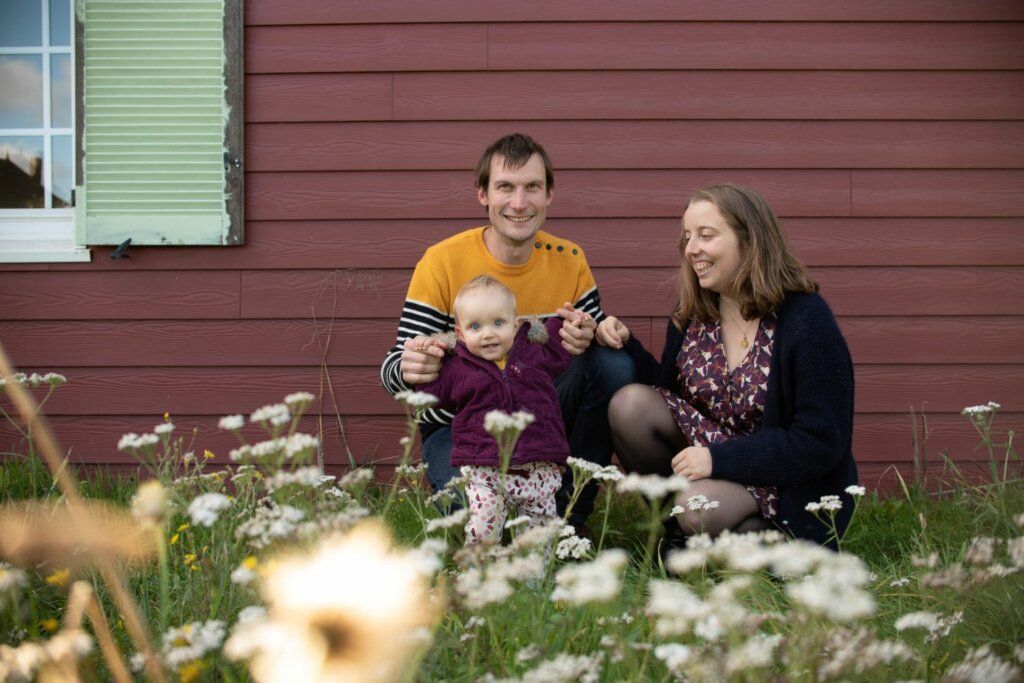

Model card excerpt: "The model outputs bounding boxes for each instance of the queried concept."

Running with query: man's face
[477,153,552,247]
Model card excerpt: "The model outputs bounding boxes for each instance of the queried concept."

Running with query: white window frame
[0,0,89,263]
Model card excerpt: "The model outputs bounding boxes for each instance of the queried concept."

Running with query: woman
[597,184,857,547]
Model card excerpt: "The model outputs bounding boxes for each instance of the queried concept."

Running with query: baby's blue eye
[494,320,503,327]
[469,323,481,331]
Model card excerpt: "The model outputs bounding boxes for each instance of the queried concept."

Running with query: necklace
[723,313,758,349]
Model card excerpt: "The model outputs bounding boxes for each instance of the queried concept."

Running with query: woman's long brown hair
[673,184,818,327]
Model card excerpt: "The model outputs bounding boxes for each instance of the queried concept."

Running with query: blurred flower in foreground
[131,480,169,528]
[225,520,439,682]
[0,500,156,567]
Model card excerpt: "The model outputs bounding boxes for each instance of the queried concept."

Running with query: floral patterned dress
[658,315,779,518]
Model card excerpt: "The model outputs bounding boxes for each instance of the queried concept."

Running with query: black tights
[608,384,768,537]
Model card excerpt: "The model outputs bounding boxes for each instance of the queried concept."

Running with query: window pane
[0,55,43,128]
[0,0,42,48]
[50,53,71,127]
[0,136,45,208]
[51,135,72,207]
[48,0,70,47]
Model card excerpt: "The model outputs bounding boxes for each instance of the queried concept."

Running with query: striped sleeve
[380,300,457,425]
[572,249,607,323]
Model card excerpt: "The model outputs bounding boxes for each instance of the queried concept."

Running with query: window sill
[0,247,91,263]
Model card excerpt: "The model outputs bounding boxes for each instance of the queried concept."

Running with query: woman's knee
[608,383,656,429]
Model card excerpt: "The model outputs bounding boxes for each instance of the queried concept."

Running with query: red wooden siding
[2,2,1023,491]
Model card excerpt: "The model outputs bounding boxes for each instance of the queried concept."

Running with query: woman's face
[681,200,743,296]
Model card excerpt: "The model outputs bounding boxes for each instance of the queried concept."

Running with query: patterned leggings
[461,462,563,544]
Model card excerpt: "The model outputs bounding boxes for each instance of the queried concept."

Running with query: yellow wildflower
[40,618,59,632]
[242,556,258,571]
[178,660,207,683]
[169,533,180,546]
[45,568,70,587]
[163,412,170,422]
[203,450,216,460]
[178,523,190,532]
[183,553,197,566]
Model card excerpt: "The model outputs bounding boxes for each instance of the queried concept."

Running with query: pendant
[741,336,750,349]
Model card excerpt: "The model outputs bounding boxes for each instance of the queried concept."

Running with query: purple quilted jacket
[420,316,573,468]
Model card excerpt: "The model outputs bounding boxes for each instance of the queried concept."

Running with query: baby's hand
[595,316,630,349]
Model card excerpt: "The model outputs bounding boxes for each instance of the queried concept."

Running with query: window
[0,0,243,263]
[0,0,86,262]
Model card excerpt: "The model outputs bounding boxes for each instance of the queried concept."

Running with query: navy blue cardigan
[623,292,858,547]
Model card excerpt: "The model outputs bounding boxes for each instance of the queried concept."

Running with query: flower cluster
[0,372,67,389]
[186,493,232,527]
[483,410,535,437]
[550,549,627,605]
[616,472,690,500]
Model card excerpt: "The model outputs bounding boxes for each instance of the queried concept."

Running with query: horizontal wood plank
[853,170,1024,217]
[246,169,851,221]
[36,218,1024,272]
[3,317,1019,367]
[247,74,391,123]
[246,120,1024,171]
[246,0,1024,24]
[0,272,240,321]
[488,22,1024,71]
[4,412,1018,469]
[8,364,1020,416]
[246,24,487,73]
[392,72,1024,121]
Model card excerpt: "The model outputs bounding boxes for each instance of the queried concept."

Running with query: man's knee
[421,427,454,491]
[584,345,636,395]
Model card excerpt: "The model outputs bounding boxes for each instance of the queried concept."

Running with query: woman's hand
[671,446,712,481]
[595,316,631,349]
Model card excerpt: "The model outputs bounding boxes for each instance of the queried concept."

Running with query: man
[379,133,634,531]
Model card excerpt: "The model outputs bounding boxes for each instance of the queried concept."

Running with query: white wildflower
[725,633,782,674]
[42,372,67,386]
[219,414,245,430]
[517,652,603,683]
[456,554,545,610]
[250,402,290,426]
[237,606,266,625]
[805,494,843,513]
[264,466,330,492]
[889,577,911,587]
[646,580,705,636]
[895,610,962,643]
[653,643,692,674]
[555,534,592,560]
[1008,536,1024,567]
[592,466,624,481]
[787,552,874,622]
[117,432,159,451]
[231,557,260,585]
[511,518,564,551]
[566,457,601,474]
[616,472,689,499]
[154,422,175,435]
[161,620,226,668]
[338,467,374,488]
[235,503,306,549]
[505,515,533,529]
[1014,514,1024,529]
[0,562,27,598]
[944,645,1021,683]
[425,509,469,533]
[550,549,627,605]
[483,409,535,436]
[845,484,866,497]
[187,493,231,527]
[516,644,541,663]
[394,390,439,408]
[284,391,315,408]
[965,537,999,566]
[407,538,447,578]
[685,494,720,511]
[131,480,169,527]
[665,547,709,574]
[961,401,1001,416]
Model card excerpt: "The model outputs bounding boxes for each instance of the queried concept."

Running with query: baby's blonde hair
[452,275,517,324]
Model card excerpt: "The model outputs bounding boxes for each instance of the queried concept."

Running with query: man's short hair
[474,133,554,194]
[453,275,518,322]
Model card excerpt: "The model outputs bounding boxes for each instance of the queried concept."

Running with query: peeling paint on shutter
[76,0,239,245]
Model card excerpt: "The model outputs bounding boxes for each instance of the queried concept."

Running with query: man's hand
[671,446,712,481]
[400,336,447,385]
[595,316,631,349]
[556,303,596,356]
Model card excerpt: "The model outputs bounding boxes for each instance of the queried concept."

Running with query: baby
[419,275,587,544]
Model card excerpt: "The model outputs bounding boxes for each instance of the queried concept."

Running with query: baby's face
[455,289,517,362]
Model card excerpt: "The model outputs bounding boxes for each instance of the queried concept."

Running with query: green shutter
[76,0,242,245]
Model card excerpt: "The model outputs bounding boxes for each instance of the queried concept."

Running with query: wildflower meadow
[0,360,1022,681]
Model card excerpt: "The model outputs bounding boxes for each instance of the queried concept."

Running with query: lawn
[0,377,1021,682]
